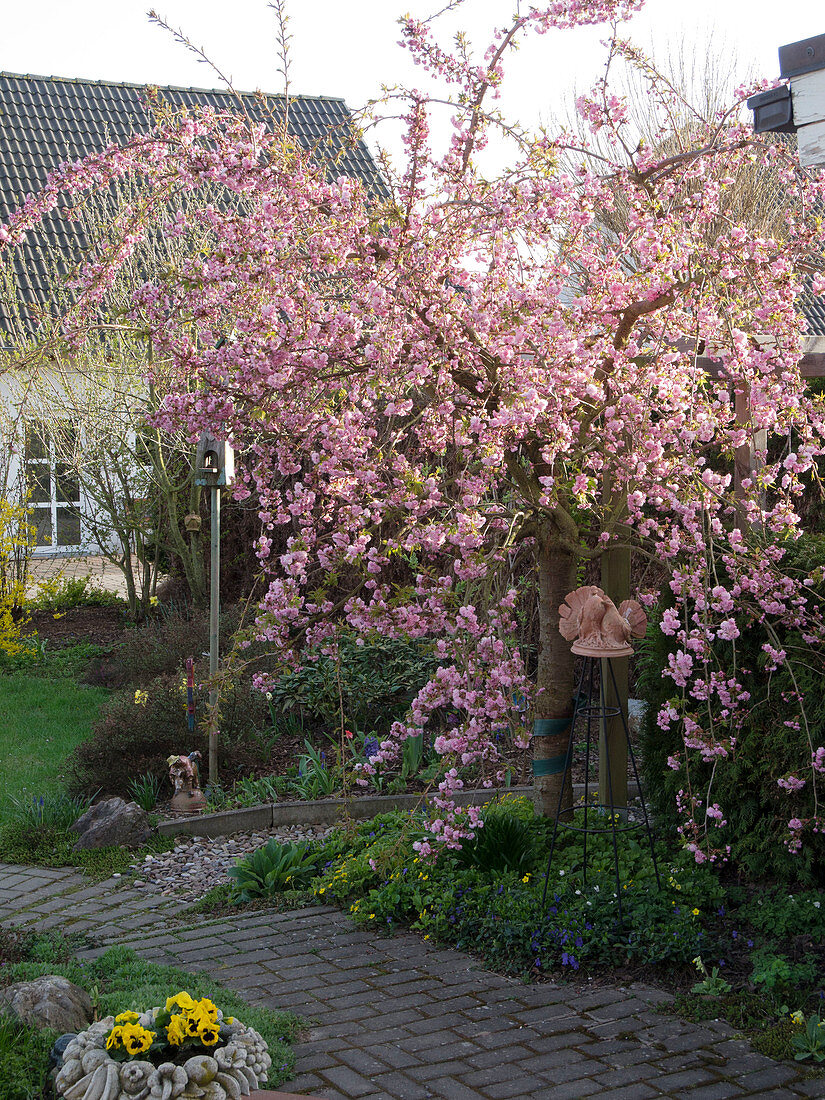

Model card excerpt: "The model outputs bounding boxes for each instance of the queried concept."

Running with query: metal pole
[208,481,220,785]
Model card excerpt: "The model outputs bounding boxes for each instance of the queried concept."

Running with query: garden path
[1,861,823,1100]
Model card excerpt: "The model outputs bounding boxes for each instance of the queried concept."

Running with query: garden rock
[0,975,92,1033]
[71,797,152,850]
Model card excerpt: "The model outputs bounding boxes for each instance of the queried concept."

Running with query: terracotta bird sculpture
[558,586,647,656]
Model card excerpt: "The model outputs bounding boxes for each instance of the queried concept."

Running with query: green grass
[0,933,302,1096]
[0,662,109,820]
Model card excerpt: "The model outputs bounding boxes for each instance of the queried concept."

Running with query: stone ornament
[54,1014,271,1100]
[558,586,647,656]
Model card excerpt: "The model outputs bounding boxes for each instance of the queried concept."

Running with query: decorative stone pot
[170,788,208,815]
[54,1015,271,1100]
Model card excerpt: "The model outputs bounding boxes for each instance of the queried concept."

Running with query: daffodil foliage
[3,0,825,862]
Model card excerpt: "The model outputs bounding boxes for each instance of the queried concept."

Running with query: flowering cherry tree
[3,0,825,862]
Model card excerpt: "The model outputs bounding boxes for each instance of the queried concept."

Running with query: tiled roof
[0,72,386,337]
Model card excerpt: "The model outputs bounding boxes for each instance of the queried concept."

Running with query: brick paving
[1,861,824,1099]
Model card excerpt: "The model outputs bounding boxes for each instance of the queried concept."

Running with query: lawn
[0,663,109,819]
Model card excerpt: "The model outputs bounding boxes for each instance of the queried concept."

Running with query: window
[25,421,82,548]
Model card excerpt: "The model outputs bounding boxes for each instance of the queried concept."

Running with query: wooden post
[600,477,630,809]
[733,383,766,531]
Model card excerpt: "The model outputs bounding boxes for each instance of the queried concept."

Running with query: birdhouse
[195,430,235,487]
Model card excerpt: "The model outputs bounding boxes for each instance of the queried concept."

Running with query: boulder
[71,796,152,850]
[0,975,92,1033]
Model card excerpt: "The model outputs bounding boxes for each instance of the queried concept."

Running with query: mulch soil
[25,606,129,647]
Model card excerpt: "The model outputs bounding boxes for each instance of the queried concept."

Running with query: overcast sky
[4,0,825,160]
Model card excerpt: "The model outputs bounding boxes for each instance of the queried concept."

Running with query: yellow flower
[105,1026,123,1051]
[198,1022,221,1046]
[115,1011,140,1024]
[369,913,375,919]
[121,1023,155,1056]
[692,908,700,916]
[521,874,531,884]
[166,991,196,1014]
[196,997,219,1023]
[166,1013,187,1047]
[791,1010,805,1025]
[134,689,148,706]
[149,595,159,607]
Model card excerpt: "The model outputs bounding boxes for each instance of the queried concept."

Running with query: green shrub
[84,606,244,689]
[456,801,538,875]
[66,671,270,797]
[227,840,321,901]
[638,535,825,885]
[266,632,440,735]
[27,573,125,612]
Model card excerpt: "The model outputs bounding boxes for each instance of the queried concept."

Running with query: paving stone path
[1,861,823,1099]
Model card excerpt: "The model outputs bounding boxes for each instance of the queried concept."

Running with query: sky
[3,0,825,161]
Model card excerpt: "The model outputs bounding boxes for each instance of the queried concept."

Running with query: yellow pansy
[115,1010,140,1024]
[166,1013,188,1047]
[105,1026,123,1051]
[165,991,196,1014]
[198,1021,221,1046]
[121,1023,155,1055]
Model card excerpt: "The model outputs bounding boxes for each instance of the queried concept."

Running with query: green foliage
[456,802,537,875]
[266,633,440,735]
[793,1016,825,1062]
[737,887,825,941]
[690,956,732,996]
[0,1013,55,1100]
[292,740,341,799]
[311,803,708,971]
[127,772,162,811]
[27,573,125,612]
[6,790,93,830]
[638,535,825,884]
[227,839,320,901]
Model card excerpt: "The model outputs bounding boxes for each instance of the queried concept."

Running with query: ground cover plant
[0,929,301,1100]
[217,797,825,1066]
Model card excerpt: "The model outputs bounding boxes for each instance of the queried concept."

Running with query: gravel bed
[130,824,335,901]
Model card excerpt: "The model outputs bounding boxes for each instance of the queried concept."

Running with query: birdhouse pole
[195,431,235,787]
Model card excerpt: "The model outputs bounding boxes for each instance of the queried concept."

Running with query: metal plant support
[195,431,234,786]
[542,656,661,924]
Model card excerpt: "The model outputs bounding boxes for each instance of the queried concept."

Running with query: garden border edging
[157,782,639,837]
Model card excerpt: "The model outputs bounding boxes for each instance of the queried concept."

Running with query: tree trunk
[533,527,578,819]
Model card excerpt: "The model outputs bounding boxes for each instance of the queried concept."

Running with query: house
[0,72,384,558]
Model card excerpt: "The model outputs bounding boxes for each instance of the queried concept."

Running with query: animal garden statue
[558,586,647,656]
[167,751,207,814]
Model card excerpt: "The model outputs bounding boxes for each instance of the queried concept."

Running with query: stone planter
[55,1014,271,1099]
